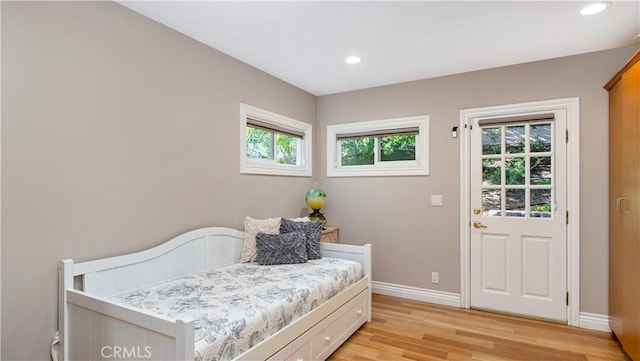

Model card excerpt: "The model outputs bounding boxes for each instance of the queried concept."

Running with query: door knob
[473,221,487,229]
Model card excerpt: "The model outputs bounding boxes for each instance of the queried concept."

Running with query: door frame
[459,97,580,326]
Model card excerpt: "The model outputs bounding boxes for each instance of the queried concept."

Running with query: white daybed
[58,227,372,361]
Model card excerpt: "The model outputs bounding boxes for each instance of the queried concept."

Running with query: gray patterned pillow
[280,219,323,260]
[255,231,308,265]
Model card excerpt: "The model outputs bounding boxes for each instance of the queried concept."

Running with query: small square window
[340,137,375,166]
[380,133,416,162]
[275,133,300,165]
[246,126,274,160]
[240,104,312,177]
[246,125,302,165]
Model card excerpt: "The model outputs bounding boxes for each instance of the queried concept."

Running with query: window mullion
[296,138,301,167]
[374,137,380,165]
[270,131,276,161]
[525,125,531,218]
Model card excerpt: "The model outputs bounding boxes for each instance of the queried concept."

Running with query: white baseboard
[372,281,611,333]
[579,312,610,332]
[372,281,461,307]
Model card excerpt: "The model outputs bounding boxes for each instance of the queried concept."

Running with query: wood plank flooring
[329,294,630,361]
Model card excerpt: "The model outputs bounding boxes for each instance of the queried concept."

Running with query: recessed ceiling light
[345,56,361,65]
[580,2,611,15]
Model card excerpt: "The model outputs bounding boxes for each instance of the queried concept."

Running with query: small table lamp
[306,188,327,226]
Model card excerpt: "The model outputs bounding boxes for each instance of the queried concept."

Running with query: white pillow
[241,216,281,263]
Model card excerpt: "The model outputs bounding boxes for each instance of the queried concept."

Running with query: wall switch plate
[431,195,443,206]
[431,272,439,284]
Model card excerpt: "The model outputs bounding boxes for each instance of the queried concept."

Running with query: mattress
[110,257,363,361]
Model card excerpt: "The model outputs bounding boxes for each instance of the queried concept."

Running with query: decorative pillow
[255,231,308,265]
[280,218,323,260]
[289,216,310,222]
[241,216,281,263]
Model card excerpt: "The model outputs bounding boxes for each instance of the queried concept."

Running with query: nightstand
[321,226,339,243]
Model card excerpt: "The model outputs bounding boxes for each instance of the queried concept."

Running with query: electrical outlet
[431,195,443,206]
[431,272,439,284]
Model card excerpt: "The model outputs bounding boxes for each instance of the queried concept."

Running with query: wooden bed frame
[58,227,372,361]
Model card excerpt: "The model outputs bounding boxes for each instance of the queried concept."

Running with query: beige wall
[1,2,315,360]
[317,46,638,316]
[3,1,638,360]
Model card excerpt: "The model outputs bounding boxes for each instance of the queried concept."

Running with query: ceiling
[118,1,640,96]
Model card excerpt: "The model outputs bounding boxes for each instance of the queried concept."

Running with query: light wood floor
[329,294,630,361]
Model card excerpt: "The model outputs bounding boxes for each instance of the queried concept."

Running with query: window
[240,104,312,177]
[479,118,555,219]
[327,116,429,177]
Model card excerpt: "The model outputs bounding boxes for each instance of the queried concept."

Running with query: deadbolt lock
[473,208,481,215]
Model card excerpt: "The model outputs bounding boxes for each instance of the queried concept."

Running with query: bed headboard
[62,227,245,297]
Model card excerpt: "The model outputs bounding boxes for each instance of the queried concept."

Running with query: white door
[470,110,567,322]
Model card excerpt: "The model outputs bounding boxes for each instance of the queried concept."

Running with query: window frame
[327,115,430,177]
[240,103,312,177]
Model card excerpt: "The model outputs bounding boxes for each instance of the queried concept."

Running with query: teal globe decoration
[305,188,327,226]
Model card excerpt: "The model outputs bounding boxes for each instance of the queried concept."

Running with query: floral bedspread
[110,258,363,361]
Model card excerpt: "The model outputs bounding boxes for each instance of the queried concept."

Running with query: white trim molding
[579,312,611,332]
[373,282,610,332]
[459,97,581,326]
[372,281,461,308]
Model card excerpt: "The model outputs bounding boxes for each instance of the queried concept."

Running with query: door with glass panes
[469,110,567,322]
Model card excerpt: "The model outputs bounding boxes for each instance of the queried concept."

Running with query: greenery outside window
[327,116,429,177]
[246,121,301,165]
[240,104,312,176]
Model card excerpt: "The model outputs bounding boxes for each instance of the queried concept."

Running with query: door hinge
[566,211,569,224]
[566,130,569,143]
[566,292,569,306]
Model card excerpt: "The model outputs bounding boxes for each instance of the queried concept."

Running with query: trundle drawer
[312,290,368,360]
[268,333,312,361]
[266,288,368,361]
